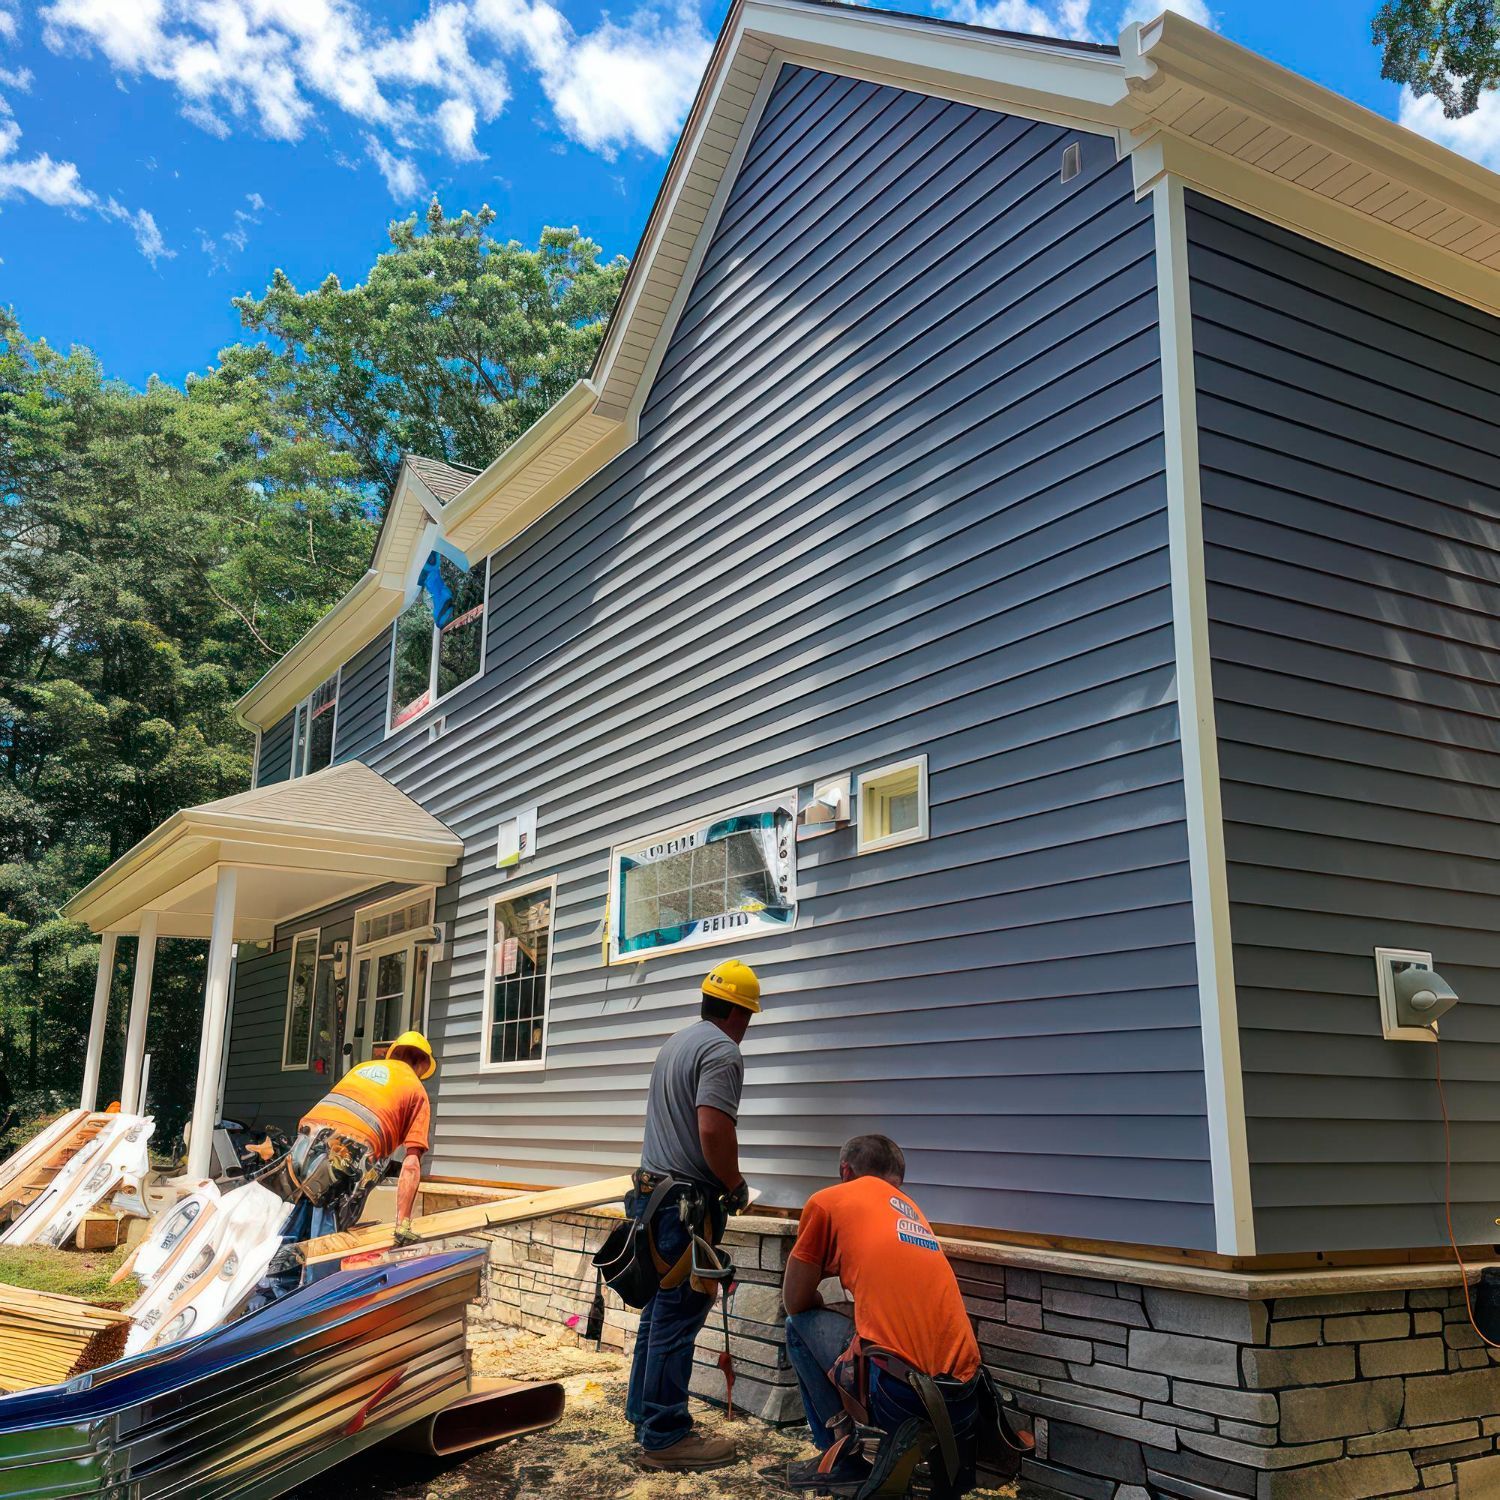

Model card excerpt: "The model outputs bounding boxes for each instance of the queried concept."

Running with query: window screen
[488,886,552,1066]
[612,795,797,960]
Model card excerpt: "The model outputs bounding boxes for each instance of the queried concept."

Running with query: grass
[0,1243,139,1304]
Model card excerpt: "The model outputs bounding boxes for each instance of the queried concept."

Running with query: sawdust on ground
[292,1327,1023,1500]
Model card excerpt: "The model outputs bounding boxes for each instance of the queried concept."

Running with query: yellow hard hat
[390,1030,437,1080]
[702,959,762,1013]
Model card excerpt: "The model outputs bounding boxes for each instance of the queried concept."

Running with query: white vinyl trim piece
[1153,174,1256,1259]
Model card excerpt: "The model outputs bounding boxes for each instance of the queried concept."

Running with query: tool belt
[255,1126,381,1229]
[788,1336,1033,1498]
[591,1170,733,1309]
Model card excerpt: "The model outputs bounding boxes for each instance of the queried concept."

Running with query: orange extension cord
[1433,1031,1500,1352]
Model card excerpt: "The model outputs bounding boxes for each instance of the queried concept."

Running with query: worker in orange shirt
[261,1030,436,1246]
[777,1134,1015,1498]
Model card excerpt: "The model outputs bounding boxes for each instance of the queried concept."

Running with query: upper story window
[291,673,339,778]
[389,549,489,732]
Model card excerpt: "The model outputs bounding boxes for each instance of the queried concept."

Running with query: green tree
[234,202,628,492]
[1374,1,1500,118]
[0,205,625,1133]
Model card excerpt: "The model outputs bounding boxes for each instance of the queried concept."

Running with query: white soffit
[236,0,1500,733]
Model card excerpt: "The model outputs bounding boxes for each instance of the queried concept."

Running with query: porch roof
[61,762,463,942]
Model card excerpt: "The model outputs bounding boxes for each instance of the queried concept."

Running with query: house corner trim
[1153,174,1256,1258]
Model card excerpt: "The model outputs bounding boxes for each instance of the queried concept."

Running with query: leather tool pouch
[592,1175,678,1309]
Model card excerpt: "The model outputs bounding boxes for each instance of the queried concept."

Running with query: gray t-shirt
[640,1019,744,1188]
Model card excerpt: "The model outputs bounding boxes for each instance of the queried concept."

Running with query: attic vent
[428,716,447,745]
[1060,142,1081,183]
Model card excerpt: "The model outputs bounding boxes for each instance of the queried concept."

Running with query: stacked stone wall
[441,1191,1500,1500]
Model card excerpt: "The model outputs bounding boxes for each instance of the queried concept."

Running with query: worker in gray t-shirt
[626,958,762,1474]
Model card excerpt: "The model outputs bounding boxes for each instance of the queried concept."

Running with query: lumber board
[0,1110,97,1212]
[0,1284,132,1392]
[298,1173,635,1265]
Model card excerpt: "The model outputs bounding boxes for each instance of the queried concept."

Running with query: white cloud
[0,90,171,261]
[1398,88,1500,172]
[199,189,265,269]
[43,0,711,176]
[474,0,711,158]
[1117,0,1213,29]
[100,196,173,263]
[365,132,423,201]
[941,0,1214,43]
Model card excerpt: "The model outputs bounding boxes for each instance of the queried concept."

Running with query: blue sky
[0,0,1491,389]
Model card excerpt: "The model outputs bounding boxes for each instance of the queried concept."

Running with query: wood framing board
[0,1114,152,1249]
[297,1173,635,1265]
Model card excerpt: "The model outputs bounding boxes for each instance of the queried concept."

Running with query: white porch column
[119,912,158,1116]
[79,932,118,1111]
[187,869,237,1181]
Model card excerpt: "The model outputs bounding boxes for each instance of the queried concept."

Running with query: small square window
[856,756,929,854]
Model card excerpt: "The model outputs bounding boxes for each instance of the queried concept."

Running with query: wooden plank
[0,1285,131,1392]
[297,1173,635,1266]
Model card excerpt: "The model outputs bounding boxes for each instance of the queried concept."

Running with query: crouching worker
[777,1135,1032,1498]
[260,1030,436,1250]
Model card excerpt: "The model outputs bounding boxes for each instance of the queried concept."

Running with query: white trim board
[1152,174,1256,1259]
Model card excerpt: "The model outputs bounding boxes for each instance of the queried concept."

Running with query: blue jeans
[784,1308,976,1455]
[624,1189,715,1452]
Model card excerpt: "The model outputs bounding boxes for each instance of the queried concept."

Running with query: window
[290,673,338,778]
[282,930,320,1069]
[856,756,929,854]
[355,893,433,949]
[282,929,342,1072]
[609,793,797,962]
[389,549,488,731]
[484,880,555,1069]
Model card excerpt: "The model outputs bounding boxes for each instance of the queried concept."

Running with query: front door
[342,894,435,1066]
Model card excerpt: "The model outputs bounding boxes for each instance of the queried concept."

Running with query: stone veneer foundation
[421,1187,1500,1500]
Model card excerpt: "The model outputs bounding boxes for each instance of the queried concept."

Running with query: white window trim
[479,875,556,1075]
[280,926,321,1071]
[856,755,930,855]
[352,888,437,955]
[384,553,491,738]
[291,668,341,779]
[250,727,263,790]
[606,792,799,966]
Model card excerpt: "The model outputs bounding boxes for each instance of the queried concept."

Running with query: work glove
[722,1179,751,1215]
[393,1217,420,1246]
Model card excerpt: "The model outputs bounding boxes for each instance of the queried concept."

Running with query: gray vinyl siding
[328,67,1209,1249]
[222,884,397,1134]
[1188,193,1500,1254]
[256,709,296,788]
[332,628,393,766]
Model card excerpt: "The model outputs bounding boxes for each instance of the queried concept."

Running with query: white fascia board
[235,569,404,731]
[1152,175,1256,1259]
[1127,13,1500,232]
[744,0,1136,127]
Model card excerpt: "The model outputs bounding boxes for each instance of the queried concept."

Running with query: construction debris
[0,1112,153,1249]
[0,1282,131,1394]
[297,1173,635,1266]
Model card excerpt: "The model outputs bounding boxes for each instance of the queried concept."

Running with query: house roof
[406,454,482,506]
[235,0,1500,733]
[61,761,463,939]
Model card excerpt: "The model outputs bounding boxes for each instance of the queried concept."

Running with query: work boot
[637,1430,737,1471]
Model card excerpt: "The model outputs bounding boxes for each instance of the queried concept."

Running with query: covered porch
[61,762,463,1177]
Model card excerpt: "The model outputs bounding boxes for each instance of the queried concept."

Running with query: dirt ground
[294,1327,1025,1500]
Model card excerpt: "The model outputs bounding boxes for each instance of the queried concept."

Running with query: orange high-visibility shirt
[301,1057,431,1160]
[789,1174,980,1380]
